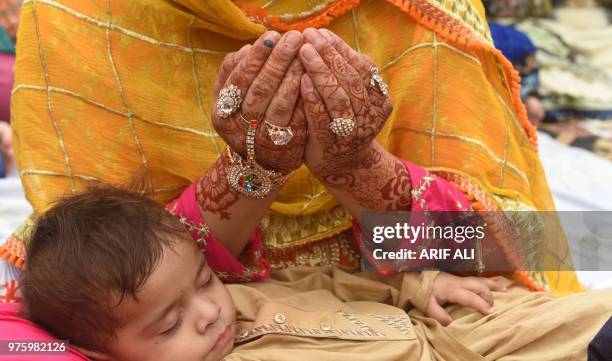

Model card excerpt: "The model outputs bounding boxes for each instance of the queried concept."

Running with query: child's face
[102,237,236,361]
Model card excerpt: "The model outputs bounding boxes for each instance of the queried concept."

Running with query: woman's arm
[195,155,279,257]
[309,142,411,222]
[299,29,470,220]
[191,30,308,258]
[298,28,406,220]
[309,140,473,222]
[299,28,507,325]
[166,180,270,282]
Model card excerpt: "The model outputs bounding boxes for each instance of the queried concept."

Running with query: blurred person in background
[0,0,20,177]
[490,22,545,127]
[0,121,12,177]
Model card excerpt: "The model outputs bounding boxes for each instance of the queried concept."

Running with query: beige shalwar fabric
[225,267,612,361]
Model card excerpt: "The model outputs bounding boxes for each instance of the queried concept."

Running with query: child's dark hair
[22,187,191,351]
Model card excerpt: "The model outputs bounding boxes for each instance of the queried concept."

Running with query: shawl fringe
[386,0,538,149]
[238,0,360,32]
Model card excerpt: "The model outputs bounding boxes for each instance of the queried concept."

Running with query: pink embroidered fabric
[353,160,473,275]
[402,160,471,212]
[165,183,270,283]
[169,161,471,280]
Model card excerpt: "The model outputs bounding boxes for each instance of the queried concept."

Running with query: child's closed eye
[161,312,183,336]
[198,275,214,290]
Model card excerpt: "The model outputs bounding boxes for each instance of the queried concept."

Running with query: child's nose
[194,299,221,335]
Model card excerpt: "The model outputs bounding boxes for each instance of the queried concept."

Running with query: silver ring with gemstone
[265,121,294,146]
[217,84,242,119]
[329,117,355,137]
[369,67,389,96]
[239,114,294,146]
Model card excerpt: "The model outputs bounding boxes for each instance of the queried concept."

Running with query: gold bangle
[225,118,290,198]
[225,148,291,198]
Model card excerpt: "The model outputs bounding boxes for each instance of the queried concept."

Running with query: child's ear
[73,346,113,361]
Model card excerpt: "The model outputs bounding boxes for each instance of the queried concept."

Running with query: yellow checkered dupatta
[2,0,581,294]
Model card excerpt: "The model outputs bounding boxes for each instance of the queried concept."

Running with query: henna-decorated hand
[299,28,393,183]
[299,29,411,214]
[212,31,308,175]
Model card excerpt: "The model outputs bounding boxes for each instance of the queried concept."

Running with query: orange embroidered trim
[0,236,26,271]
[386,0,538,149]
[434,170,544,292]
[237,0,360,32]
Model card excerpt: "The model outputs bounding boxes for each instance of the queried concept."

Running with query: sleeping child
[8,187,612,361]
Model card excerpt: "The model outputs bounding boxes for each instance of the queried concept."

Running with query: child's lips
[213,324,233,350]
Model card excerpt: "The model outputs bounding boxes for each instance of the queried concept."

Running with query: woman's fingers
[303,28,368,119]
[215,31,280,134]
[318,28,393,132]
[299,44,355,139]
[319,29,372,84]
[290,98,308,139]
[213,44,251,97]
[224,31,280,94]
[425,296,454,326]
[300,74,330,132]
[264,58,304,128]
[254,58,306,172]
[211,31,309,175]
[242,31,304,121]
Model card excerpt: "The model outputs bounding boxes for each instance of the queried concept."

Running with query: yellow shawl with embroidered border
[2,0,581,294]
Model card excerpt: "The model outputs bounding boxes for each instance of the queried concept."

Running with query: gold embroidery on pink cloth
[166,203,210,248]
[166,202,268,282]
[410,173,437,211]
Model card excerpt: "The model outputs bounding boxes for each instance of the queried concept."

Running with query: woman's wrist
[314,142,412,216]
[196,152,240,220]
[197,152,279,257]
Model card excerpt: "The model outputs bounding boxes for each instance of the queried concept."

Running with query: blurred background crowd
[481,0,612,216]
[0,0,17,179]
[487,0,612,158]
